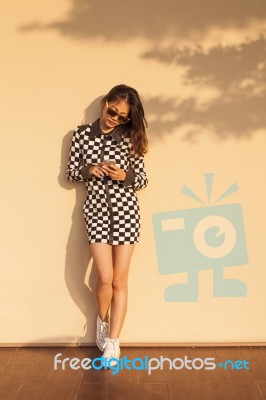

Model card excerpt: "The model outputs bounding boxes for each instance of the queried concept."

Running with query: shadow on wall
[58,99,104,344]
[19,0,266,41]
[143,37,266,140]
[19,0,266,140]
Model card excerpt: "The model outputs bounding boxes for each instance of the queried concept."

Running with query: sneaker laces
[102,338,119,358]
[98,320,109,340]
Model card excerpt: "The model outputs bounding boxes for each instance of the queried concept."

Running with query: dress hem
[88,239,139,245]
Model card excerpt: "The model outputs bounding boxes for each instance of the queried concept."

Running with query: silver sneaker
[96,315,109,352]
[102,338,120,367]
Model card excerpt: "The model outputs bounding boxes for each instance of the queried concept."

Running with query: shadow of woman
[58,96,104,346]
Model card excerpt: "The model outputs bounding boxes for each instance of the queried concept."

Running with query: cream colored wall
[1,0,266,345]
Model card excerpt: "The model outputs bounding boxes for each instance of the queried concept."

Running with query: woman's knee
[97,272,113,287]
[112,276,128,291]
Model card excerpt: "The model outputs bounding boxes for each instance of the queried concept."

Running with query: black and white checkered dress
[66,119,148,245]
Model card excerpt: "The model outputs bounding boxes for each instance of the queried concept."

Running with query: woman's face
[101,99,130,130]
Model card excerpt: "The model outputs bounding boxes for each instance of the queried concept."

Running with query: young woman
[66,84,148,366]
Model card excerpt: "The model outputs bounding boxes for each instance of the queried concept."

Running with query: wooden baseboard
[0,342,265,347]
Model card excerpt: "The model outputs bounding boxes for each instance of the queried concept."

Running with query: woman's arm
[123,154,148,190]
[66,126,91,182]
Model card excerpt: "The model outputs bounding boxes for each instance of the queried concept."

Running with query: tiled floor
[0,346,265,399]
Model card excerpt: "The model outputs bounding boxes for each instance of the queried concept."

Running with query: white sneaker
[96,315,109,352]
[102,338,120,367]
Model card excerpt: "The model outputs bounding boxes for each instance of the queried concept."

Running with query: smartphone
[102,160,116,167]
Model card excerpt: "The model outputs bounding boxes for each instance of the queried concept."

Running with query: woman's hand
[86,164,105,178]
[100,164,126,181]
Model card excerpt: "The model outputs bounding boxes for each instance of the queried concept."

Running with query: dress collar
[89,119,122,143]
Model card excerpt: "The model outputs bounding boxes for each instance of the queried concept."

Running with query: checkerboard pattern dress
[66,120,148,245]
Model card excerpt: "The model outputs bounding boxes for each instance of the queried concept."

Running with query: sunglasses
[105,101,130,124]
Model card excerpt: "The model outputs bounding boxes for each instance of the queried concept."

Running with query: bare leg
[90,243,113,322]
[109,244,135,338]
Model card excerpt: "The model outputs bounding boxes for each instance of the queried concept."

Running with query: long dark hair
[101,84,148,156]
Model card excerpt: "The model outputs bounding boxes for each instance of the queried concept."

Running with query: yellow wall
[1,0,266,345]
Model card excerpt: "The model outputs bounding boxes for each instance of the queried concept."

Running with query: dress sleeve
[123,153,148,190]
[66,126,89,182]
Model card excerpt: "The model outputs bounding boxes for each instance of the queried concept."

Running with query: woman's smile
[107,118,118,125]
